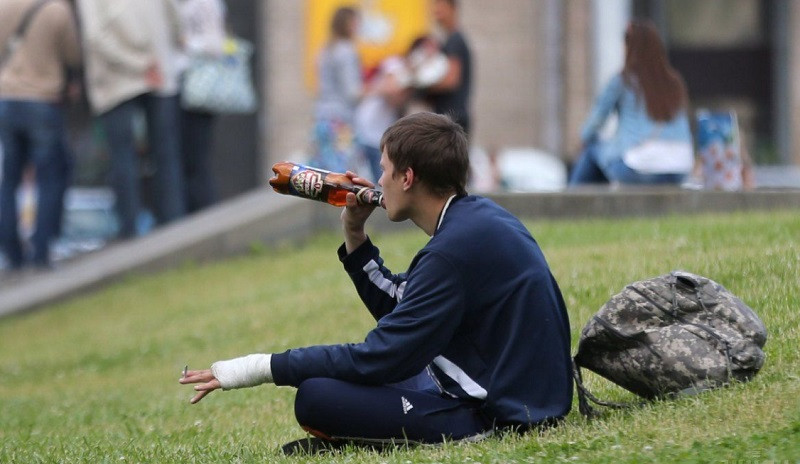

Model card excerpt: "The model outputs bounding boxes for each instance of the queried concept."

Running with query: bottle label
[289,166,326,199]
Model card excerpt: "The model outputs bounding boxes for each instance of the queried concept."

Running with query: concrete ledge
[1,187,799,318]
[492,187,800,219]
[0,190,307,317]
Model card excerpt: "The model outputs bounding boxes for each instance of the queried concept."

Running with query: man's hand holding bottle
[341,171,377,254]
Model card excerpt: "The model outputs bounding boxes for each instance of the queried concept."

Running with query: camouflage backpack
[572,271,767,416]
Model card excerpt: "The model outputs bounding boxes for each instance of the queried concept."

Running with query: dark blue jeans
[101,93,185,238]
[0,100,67,268]
[180,108,216,213]
[569,141,686,186]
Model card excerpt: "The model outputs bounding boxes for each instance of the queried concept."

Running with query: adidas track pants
[292,375,491,443]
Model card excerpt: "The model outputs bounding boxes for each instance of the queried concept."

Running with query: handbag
[181,37,257,114]
[696,110,743,191]
[623,139,694,174]
[622,124,694,174]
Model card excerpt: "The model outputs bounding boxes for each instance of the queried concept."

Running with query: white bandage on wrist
[211,353,273,390]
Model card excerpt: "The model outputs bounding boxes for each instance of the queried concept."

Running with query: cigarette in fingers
[183,365,188,378]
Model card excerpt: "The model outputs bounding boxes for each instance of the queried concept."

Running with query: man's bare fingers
[193,380,218,391]
[356,177,375,188]
[188,379,220,404]
[345,171,375,188]
[190,389,211,404]
[179,375,201,384]
[179,369,214,384]
[345,192,358,207]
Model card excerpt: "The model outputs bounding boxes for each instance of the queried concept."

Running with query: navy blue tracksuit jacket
[271,195,573,427]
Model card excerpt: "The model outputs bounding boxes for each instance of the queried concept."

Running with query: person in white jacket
[77,0,186,238]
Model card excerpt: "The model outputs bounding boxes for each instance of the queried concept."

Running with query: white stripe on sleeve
[363,260,406,302]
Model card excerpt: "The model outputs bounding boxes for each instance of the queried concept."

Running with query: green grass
[1,210,799,463]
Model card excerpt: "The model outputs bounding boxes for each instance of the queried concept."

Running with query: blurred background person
[353,54,409,182]
[77,0,186,239]
[0,0,82,270]
[353,35,449,183]
[353,38,432,182]
[310,6,362,173]
[176,0,226,213]
[423,0,472,136]
[405,34,448,114]
[569,20,693,186]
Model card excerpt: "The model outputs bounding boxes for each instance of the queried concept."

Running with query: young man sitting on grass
[180,112,574,454]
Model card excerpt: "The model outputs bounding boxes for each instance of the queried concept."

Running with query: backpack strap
[572,358,641,418]
[0,0,54,71]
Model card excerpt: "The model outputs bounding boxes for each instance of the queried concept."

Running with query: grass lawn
[1,210,798,463]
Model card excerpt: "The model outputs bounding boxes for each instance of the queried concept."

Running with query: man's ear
[402,167,415,191]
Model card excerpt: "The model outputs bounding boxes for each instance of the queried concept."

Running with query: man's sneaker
[281,437,346,455]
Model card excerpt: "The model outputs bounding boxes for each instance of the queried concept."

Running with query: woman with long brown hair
[569,20,693,185]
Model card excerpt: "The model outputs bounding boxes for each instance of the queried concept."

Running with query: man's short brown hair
[380,112,469,197]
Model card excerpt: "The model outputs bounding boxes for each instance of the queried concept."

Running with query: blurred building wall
[562,1,594,163]
[262,1,310,185]
[468,0,539,152]
[257,0,800,187]
[259,0,596,180]
[791,1,800,166]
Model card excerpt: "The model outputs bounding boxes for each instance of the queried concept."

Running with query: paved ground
[1,185,799,318]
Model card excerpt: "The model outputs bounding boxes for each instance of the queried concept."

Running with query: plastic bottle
[268,162,385,208]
